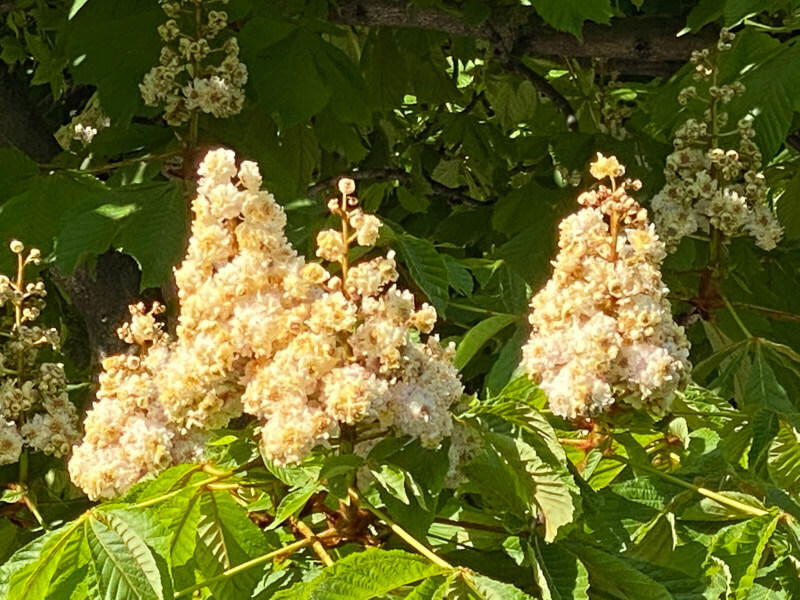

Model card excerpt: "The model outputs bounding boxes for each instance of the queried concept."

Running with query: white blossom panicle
[0,241,80,467]
[71,153,463,498]
[652,29,782,251]
[522,154,691,419]
[140,0,247,126]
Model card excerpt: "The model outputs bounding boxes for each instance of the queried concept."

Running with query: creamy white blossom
[71,149,463,498]
[522,155,691,419]
[140,0,247,125]
[652,30,782,252]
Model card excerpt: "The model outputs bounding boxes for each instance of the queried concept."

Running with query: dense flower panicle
[522,154,691,419]
[0,242,80,466]
[70,151,463,498]
[651,29,782,251]
[140,0,247,125]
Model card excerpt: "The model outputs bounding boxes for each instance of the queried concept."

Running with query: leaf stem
[172,530,337,599]
[350,488,454,570]
[607,454,768,517]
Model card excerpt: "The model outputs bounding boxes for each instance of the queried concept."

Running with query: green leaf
[85,513,166,600]
[395,234,450,317]
[745,344,794,415]
[362,29,408,114]
[371,463,410,505]
[56,181,189,289]
[464,573,536,599]
[712,512,781,600]
[158,486,203,567]
[194,490,270,599]
[529,0,613,40]
[768,420,800,493]
[532,540,589,600]
[65,0,163,122]
[565,543,672,600]
[777,171,800,241]
[0,148,38,202]
[473,433,576,542]
[0,518,86,600]
[267,484,319,530]
[454,314,516,370]
[404,576,448,599]
[680,492,767,521]
[726,41,800,158]
[271,549,450,600]
[724,0,789,25]
[484,75,538,130]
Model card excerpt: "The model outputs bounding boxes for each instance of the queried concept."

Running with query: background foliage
[1,0,800,598]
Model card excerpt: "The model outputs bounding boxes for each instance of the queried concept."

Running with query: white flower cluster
[140,0,247,126]
[70,149,463,499]
[651,29,783,252]
[0,242,80,466]
[521,154,691,419]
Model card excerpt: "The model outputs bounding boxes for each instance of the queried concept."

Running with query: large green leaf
[565,543,672,600]
[85,513,166,600]
[194,490,271,599]
[395,233,450,317]
[0,518,86,600]
[768,420,800,493]
[271,549,449,600]
[454,314,517,370]
[56,180,189,289]
[712,512,781,600]
[486,433,577,542]
[532,540,589,600]
[65,0,162,122]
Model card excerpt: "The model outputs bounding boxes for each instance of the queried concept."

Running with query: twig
[292,517,334,566]
[172,530,337,598]
[350,488,454,570]
[607,454,768,517]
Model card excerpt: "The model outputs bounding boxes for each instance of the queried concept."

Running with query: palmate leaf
[85,513,166,600]
[271,549,450,600]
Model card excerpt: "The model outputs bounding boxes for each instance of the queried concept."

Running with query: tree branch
[330,1,717,75]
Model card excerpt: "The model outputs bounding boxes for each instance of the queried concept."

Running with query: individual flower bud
[338,177,356,196]
[9,240,23,254]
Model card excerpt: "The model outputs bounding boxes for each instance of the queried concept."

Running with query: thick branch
[330,1,717,74]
